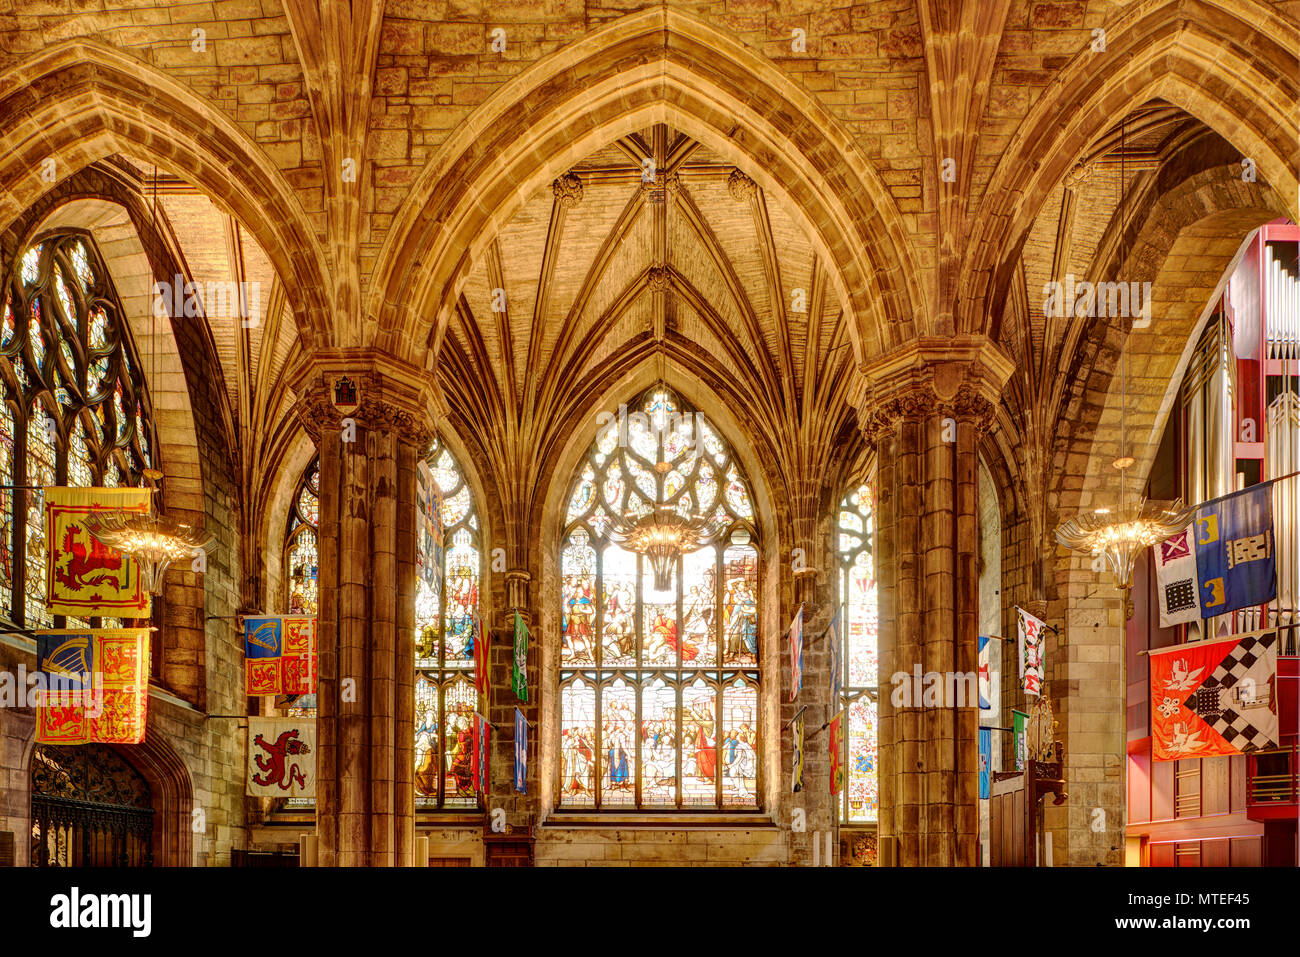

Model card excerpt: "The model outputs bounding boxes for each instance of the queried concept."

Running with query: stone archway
[366,6,924,370]
[22,727,195,867]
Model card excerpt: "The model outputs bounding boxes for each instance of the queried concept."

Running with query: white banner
[1015,607,1047,697]
[247,717,316,798]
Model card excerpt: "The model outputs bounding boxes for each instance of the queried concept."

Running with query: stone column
[859,337,1011,866]
[296,354,436,867]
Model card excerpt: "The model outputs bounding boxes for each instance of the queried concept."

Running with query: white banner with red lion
[246,717,316,797]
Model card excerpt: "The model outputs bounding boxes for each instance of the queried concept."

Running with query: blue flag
[978,727,992,800]
[827,605,844,704]
[1191,483,1276,616]
[514,707,527,793]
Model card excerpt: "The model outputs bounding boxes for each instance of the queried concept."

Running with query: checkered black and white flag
[1202,632,1279,753]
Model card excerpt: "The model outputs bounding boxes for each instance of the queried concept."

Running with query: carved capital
[856,336,1012,441]
[1063,162,1093,191]
[505,569,531,622]
[553,171,583,209]
[727,168,756,201]
[290,350,437,449]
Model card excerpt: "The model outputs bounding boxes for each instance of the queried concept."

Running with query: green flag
[1012,709,1028,771]
[512,611,529,701]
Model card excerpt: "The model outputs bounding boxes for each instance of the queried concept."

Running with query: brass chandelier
[82,504,215,595]
[612,503,714,591]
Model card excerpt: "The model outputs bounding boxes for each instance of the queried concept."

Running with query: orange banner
[44,487,151,617]
[35,629,150,745]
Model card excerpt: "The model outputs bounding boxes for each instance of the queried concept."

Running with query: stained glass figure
[558,385,760,810]
[0,235,157,628]
[837,483,879,823]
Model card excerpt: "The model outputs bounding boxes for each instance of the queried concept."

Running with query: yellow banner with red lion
[35,629,150,745]
[44,487,151,617]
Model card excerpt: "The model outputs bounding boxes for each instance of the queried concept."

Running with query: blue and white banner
[1154,483,1276,628]
[514,707,528,793]
[978,635,993,711]
[978,727,992,800]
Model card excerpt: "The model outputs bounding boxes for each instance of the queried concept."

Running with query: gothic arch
[0,40,334,348]
[535,357,784,816]
[367,6,924,371]
[22,724,195,867]
[959,0,1299,335]
[1051,167,1285,523]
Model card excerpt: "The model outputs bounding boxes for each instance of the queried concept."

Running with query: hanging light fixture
[83,163,215,593]
[613,503,715,591]
[1054,114,1192,610]
[608,265,714,588]
[81,510,215,595]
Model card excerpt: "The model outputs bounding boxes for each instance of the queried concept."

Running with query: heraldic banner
[44,488,151,617]
[247,717,316,797]
[1154,483,1277,627]
[243,616,317,696]
[1149,630,1280,761]
[36,629,150,745]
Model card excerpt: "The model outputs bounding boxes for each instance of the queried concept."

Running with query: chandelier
[612,504,714,590]
[83,504,215,595]
[1055,496,1193,593]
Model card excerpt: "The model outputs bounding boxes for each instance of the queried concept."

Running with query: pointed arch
[959,0,1299,334]
[0,40,334,348]
[367,7,924,370]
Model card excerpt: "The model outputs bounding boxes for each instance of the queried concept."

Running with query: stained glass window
[284,463,319,616]
[0,234,157,628]
[283,437,482,809]
[559,386,760,810]
[836,484,878,823]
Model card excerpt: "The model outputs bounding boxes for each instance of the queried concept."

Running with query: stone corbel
[288,349,438,449]
[504,569,531,624]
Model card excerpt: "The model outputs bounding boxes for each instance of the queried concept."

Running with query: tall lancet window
[282,439,482,809]
[559,386,761,811]
[835,484,879,823]
[0,233,157,630]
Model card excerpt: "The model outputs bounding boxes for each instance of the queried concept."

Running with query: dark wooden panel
[1230,837,1261,866]
[0,832,12,867]
[1202,838,1229,866]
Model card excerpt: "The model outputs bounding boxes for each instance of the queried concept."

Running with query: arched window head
[835,483,879,823]
[559,385,761,811]
[1,233,159,629]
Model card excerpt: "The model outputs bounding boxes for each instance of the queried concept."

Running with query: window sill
[542,811,774,829]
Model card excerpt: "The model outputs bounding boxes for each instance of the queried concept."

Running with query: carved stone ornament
[647,265,671,293]
[727,168,757,201]
[857,337,1013,441]
[553,171,583,209]
[298,371,434,448]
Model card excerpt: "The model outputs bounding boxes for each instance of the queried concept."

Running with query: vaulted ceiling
[438,125,864,551]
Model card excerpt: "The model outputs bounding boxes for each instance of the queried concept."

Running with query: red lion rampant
[54,524,124,592]
[252,729,311,791]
